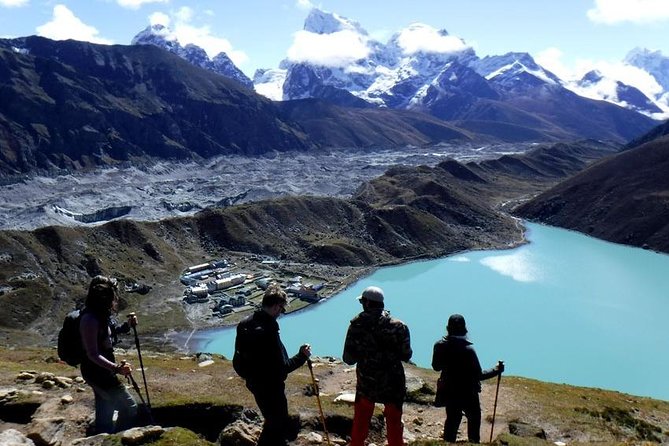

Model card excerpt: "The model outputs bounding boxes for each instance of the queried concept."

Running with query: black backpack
[57,309,84,366]
[232,326,251,379]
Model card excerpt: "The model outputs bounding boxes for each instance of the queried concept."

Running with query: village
[177,256,357,325]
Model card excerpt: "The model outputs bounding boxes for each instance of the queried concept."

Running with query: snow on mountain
[471,52,561,87]
[303,8,368,35]
[131,24,253,89]
[569,70,662,115]
[625,48,669,92]
[252,8,667,123]
[253,68,287,101]
[279,9,477,109]
[624,48,669,117]
[126,10,665,122]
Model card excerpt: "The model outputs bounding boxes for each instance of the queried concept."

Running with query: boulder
[217,419,261,446]
[27,417,66,446]
[120,425,165,444]
[0,429,36,445]
[508,420,547,439]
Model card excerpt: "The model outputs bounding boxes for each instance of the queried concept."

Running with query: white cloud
[117,0,168,11]
[174,6,193,22]
[36,4,112,44]
[0,0,29,7]
[535,47,570,80]
[287,29,370,67]
[154,7,248,67]
[149,11,170,27]
[295,0,314,10]
[587,0,669,24]
[537,46,664,99]
[396,23,470,55]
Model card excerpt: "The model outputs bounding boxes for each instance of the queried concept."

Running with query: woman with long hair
[79,275,138,434]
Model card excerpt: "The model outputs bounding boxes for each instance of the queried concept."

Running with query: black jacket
[432,335,498,396]
[234,310,307,386]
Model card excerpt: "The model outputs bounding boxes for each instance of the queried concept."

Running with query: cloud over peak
[395,23,470,55]
[287,29,370,67]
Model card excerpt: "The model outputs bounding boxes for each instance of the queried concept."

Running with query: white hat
[358,286,384,303]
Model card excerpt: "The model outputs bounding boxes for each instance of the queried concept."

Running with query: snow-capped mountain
[572,70,662,115]
[470,52,562,91]
[253,8,667,122]
[276,10,476,109]
[625,48,669,92]
[131,24,253,89]
[271,11,557,107]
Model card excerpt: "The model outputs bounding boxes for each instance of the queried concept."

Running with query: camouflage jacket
[343,309,412,404]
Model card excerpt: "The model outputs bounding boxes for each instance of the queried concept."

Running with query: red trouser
[350,395,404,446]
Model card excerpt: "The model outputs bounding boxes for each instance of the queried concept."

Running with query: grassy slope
[1,347,668,445]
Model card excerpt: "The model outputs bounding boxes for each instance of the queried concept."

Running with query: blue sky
[1,0,668,82]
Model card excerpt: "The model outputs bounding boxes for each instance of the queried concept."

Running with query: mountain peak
[580,70,603,84]
[131,24,253,89]
[131,24,173,45]
[304,8,367,35]
[624,47,669,93]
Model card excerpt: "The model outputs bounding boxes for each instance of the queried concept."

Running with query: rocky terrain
[0,140,619,351]
[2,347,669,445]
[0,144,532,231]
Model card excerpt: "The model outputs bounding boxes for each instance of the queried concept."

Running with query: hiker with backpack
[233,283,311,446]
[343,286,412,446]
[432,314,504,443]
[79,275,139,434]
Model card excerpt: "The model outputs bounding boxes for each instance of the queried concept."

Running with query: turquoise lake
[193,222,669,401]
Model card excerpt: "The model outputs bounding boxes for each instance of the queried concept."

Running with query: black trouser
[444,392,482,443]
[248,381,290,446]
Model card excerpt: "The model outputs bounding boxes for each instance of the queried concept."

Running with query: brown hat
[358,286,384,303]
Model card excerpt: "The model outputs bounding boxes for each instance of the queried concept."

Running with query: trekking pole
[127,312,152,411]
[307,358,332,446]
[124,368,155,424]
[489,360,504,443]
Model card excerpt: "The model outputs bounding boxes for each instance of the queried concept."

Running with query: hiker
[343,286,412,446]
[79,275,139,434]
[234,283,311,446]
[432,313,504,443]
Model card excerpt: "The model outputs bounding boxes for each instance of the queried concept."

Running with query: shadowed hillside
[0,36,317,174]
[514,122,669,254]
[0,36,481,176]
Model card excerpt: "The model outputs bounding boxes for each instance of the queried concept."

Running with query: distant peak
[581,70,603,84]
[131,23,176,45]
[304,8,367,35]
